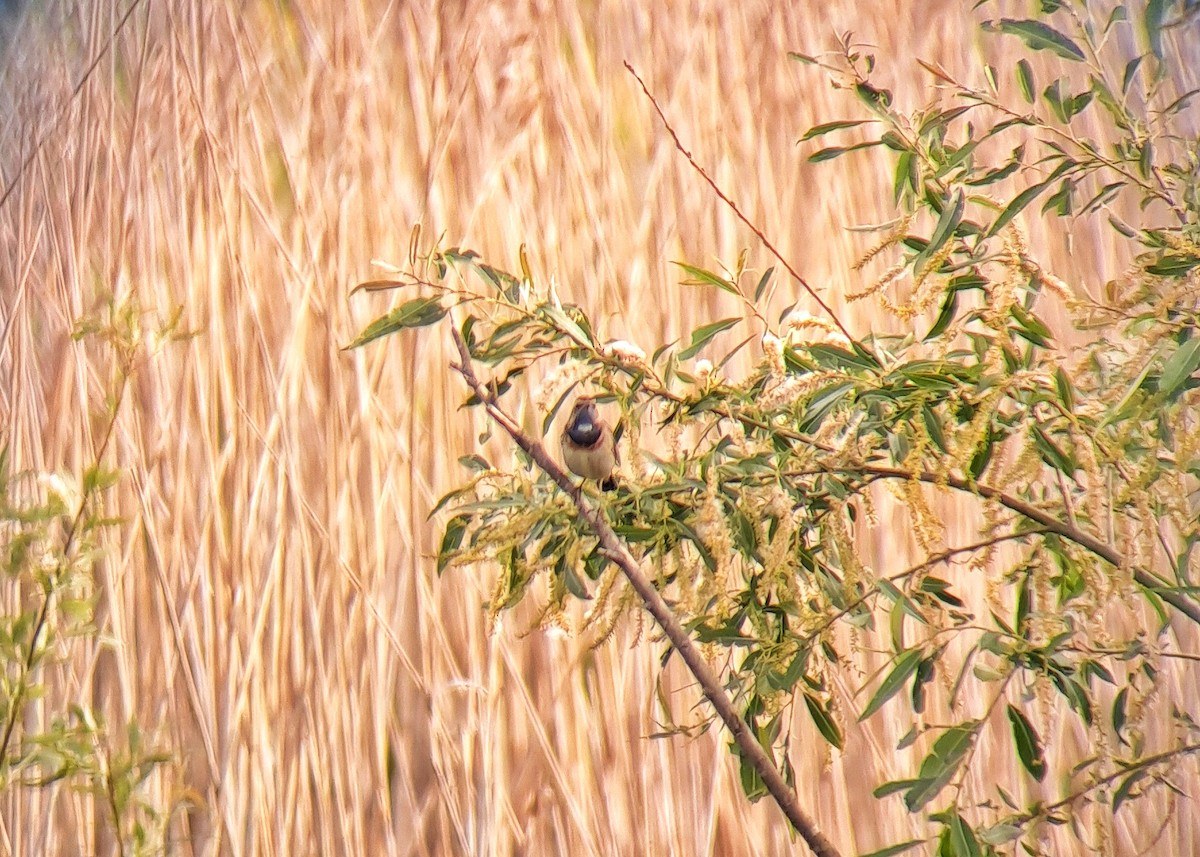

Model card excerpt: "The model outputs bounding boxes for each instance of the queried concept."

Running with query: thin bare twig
[447,327,843,857]
[624,62,858,348]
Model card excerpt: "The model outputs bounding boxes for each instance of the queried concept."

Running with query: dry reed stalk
[0,0,1197,855]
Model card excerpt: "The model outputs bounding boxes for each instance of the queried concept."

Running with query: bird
[560,396,618,491]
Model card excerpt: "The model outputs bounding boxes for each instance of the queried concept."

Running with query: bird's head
[566,397,602,446]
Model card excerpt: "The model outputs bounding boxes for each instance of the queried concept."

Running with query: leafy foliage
[352,1,1200,853]
[0,298,178,856]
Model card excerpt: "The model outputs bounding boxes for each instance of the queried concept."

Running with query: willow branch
[851,463,1200,625]
[448,327,842,857]
[624,61,858,348]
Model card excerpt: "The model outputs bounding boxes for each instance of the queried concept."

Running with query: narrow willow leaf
[1159,338,1200,397]
[1054,366,1076,411]
[1112,686,1129,743]
[345,297,447,349]
[1016,59,1035,103]
[804,693,844,749]
[949,811,983,857]
[921,405,948,453]
[860,648,923,721]
[437,516,469,573]
[1043,78,1068,122]
[913,189,965,274]
[674,262,739,296]
[679,317,741,360]
[903,723,977,811]
[1122,56,1143,94]
[1064,90,1094,121]
[1079,181,1125,216]
[894,150,917,204]
[1040,177,1075,216]
[800,119,872,141]
[988,18,1085,61]
[878,578,928,625]
[873,779,918,799]
[1143,0,1169,59]
[808,140,885,162]
[348,279,408,296]
[979,823,1023,846]
[1145,254,1200,277]
[537,305,592,348]
[1162,87,1200,118]
[1007,704,1047,781]
[965,157,1021,187]
[753,266,776,301]
[1138,140,1154,178]
[1033,425,1077,476]
[1090,74,1125,127]
[924,288,959,340]
[858,841,925,857]
[987,175,1056,237]
[1112,768,1147,812]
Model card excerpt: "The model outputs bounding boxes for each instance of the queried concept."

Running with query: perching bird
[560,396,618,491]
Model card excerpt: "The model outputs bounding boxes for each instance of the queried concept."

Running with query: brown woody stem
[448,327,843,857]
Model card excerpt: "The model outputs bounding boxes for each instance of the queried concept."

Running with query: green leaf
[1033,425,1076,476]
[800,120,872,141]
[948,811,982,857]
[1054,366,1076,412]
[1007,704,1047,781]
[674,262,739,296]
[540,304,595,347]
[860,648,923,721]
[1016,60,1035,103]
[1122,56,1143,95]
[965,156,1022,187]
[797,381,856,433]
[1143,0,1169,58]
[679,317,741,360]
[978,822,1023,846]
[345,297,447,349]
[808,140,885,162]
[1112,767,1147,812]
[894,151,918,203]
[857,841,924,857]
[986,18,1085,61]
[458,454,492,473]
[1145,254,1200,277]
[855,82,893,113]
[1112,686,1129,744]
[804,693,844,749]
[912,189,965,274]
[753,266,776,301]
[1043,79,1069,122]
[437,516,469,574]
[987,175,1057,238]
[903,723,978,811]
[1159,338,1200,397]
[924,288,959,340]
[1064,90,1094,121]
[878,579,928,625]
[1078,181,1125,216]
[671,519,718,572]
[1040,178,1075,216]
[921,405,948,453]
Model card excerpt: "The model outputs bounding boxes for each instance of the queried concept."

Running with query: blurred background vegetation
[1,1,1198,855]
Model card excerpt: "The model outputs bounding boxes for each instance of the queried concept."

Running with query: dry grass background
[1,0,1198,854]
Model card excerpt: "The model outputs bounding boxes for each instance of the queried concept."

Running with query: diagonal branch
[447,327,843,857]
[852,463,1200,625]
[624,61,858,349]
